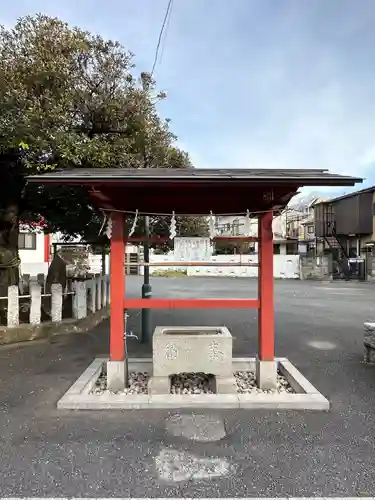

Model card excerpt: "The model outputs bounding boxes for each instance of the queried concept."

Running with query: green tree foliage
[0,14,207,289]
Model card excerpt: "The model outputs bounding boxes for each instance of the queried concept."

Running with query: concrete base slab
[106,360,127,392]
[364,342,375,363]
[256,359,277,390]
[364,322,375,363]
[57,357,330,411]
[216,375,238,394]
[148,375,170,395]
[149,393,239,409]
[364,321,375,332]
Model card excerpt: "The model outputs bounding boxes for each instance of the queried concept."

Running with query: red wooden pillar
[43,234,50,263]
[258,210,274,361]
[110,211,125,361]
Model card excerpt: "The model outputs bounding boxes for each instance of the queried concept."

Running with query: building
[214,204,320,255]
[18,226,51,275]
[285,197,328,256]
[314,186,375,279]
[314,186,375,255]
[214,213,292,253]
[18,227,136,277]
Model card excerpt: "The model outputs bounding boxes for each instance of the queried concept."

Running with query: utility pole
[139,77,152,343]
[101,244,106,275]
[141,214,152,343]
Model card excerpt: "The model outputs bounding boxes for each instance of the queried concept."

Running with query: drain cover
[166,413,226,442]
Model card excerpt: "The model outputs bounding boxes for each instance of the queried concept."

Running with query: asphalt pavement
[0,276,375,497]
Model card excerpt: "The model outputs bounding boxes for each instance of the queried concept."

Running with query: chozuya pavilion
[28,168,361,393]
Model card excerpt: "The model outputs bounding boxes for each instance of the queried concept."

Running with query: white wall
[139,237,299,279]
[187,255,299,279]
[88,254,110,275]
[19,231,45,264]
[21,262,49,276]
[19,231,48,276]
[142,253,300,279]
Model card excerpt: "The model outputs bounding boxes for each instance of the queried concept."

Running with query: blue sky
[2,0,375,195]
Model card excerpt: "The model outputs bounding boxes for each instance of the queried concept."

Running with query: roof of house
[315,185,375,205]
[27,168,362,215]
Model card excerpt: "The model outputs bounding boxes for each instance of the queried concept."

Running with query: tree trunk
[0,204,20,323]
[0,151,24,315]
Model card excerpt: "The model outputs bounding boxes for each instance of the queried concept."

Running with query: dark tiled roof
[27,168,362,186]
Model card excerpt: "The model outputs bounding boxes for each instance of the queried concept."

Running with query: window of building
[307,225,314,234]
[286,242,297,255]
[273,243,280,254]
[233,222,240,235]
[348,247,358,258]
[306,243,316,257]
[18,232,37,250]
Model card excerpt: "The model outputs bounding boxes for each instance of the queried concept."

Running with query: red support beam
[110,212,125,361]
[258,210,274,360]
[123,298,259,309]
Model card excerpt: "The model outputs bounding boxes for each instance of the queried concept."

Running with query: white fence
[1,275,109,328]
[141,254,300,279]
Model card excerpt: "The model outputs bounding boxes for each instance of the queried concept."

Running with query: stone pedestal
[149,326,234,395]
[152,326,233,376]
[256,359,277,390]
[107,360,126,392]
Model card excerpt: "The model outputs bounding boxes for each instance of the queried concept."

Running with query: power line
[159,0,173,66]
[150,0,174,77]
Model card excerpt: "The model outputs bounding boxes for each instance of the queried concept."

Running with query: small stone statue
[42,254,67,318]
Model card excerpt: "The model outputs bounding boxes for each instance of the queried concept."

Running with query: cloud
[2,0,375,184]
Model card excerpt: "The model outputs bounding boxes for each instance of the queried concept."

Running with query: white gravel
[92,371,149,395]
[92,370,294,395]
[234,371,294,394]
[170,372,215,395]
